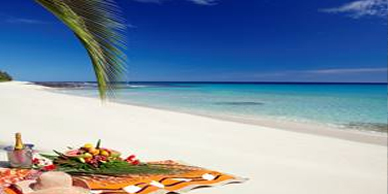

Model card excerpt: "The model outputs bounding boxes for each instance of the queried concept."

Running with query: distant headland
[0,70,12,82]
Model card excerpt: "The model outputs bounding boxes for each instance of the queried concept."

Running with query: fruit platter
[62,140,130,166]
[38,140,175,176]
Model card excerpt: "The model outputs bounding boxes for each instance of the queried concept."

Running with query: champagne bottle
[14,132,25,150]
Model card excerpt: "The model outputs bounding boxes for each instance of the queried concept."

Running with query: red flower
[125,155,141,165]
[131,160,140,165]
[42,164,56,171]
[32,158,40,165]
[125,155,136,162]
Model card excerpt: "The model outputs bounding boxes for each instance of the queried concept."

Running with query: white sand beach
[0,81,387,194]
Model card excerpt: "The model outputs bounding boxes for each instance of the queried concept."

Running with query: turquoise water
[55,83,388,133]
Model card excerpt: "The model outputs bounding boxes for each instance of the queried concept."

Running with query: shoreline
[47,85,387,146]
[107,100,388,146]
[1,81,387,194]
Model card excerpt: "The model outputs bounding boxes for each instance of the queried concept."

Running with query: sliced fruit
[83,143,94,149]
[84,158,92,163]
[83,153,93,159]
[78,157,86,163]
[64,149,81,157]
[100,150,110,157]
[110,150,121,158]
[64,148,120,159]
[89,148,100,156]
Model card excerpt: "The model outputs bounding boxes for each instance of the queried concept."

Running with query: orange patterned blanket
[2,161,247,194]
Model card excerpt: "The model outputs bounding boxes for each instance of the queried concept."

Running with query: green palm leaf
[35,0,127,100]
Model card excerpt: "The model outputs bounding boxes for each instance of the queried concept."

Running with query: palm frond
[35,0,127,100]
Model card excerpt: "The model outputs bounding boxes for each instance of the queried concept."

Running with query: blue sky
[0,0,386,82]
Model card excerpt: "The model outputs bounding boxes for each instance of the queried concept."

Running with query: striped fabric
[74,161,247,194]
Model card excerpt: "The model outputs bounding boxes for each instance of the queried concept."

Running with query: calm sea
[48,82,388,134]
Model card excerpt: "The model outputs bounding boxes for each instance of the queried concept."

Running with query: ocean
[46,82,388,134]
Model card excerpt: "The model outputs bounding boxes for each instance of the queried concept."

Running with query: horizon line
[31,81,388,85]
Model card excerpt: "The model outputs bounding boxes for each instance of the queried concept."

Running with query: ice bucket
[4,144,34,168]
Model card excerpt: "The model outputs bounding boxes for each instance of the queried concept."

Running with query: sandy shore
[0,81,387,194]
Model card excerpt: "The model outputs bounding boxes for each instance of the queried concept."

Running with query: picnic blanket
[1,161,247,194]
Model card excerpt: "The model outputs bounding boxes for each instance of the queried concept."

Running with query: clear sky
[0,0,386,82]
